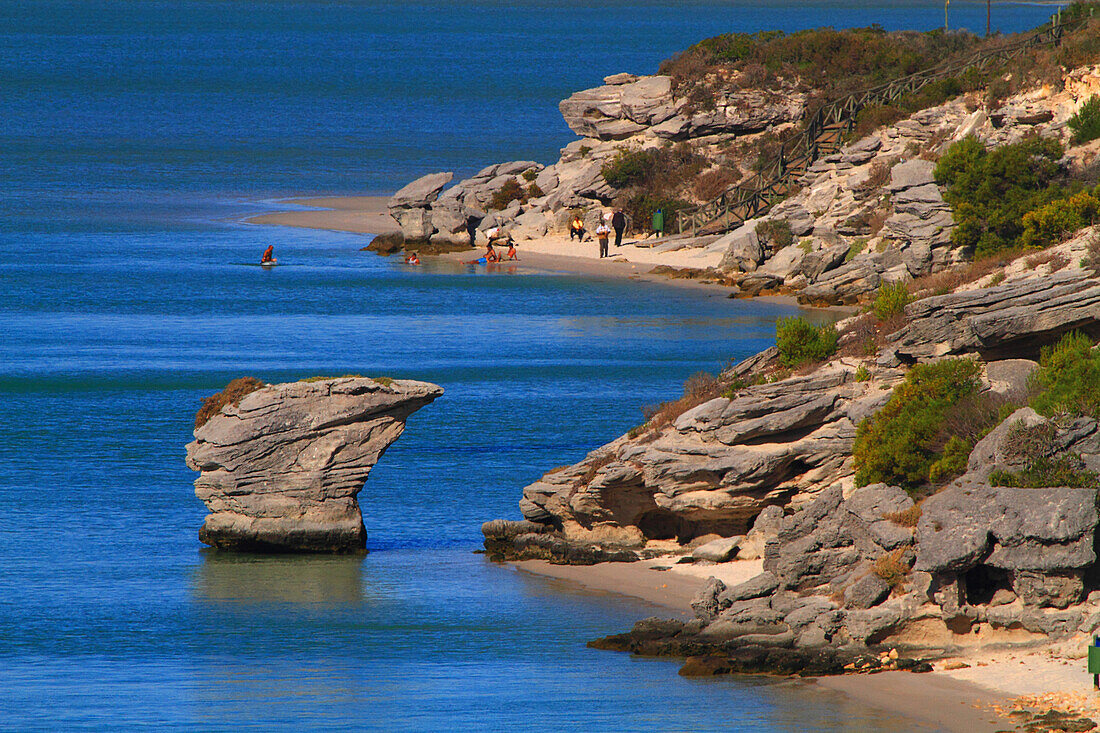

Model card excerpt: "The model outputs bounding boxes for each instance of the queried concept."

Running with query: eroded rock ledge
[185,377,443,552]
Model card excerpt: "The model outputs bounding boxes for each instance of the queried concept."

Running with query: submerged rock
[186,377,443,553]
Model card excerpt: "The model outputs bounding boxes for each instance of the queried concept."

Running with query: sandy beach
[247,196,398,236]
[246,197,795,298]
[512,557,1100,733]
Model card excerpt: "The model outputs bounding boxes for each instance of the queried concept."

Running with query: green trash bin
[1089,645,1100,675]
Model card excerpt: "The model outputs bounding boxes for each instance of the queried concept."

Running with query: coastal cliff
[185,376,442,552]
[382,17,1100,311]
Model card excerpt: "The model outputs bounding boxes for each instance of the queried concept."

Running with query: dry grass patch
[196,377,265,429]
[883,503,922,528]
[577,453,616,487]
[872,548,911,589]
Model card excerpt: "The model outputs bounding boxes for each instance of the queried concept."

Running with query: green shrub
[853,359,981,490]
[489,179,527,211]
[928,435,971,483]
[935,136,1066,257]
[1030,331,1100,418]
[602,149,656,189]
[522,169,538,182]
[872,281,911,319]
[845,238,868,263]
[1019,188,1100,249]
[526,182,544,199]
[1069,94,1100,144]
[775,317,839,367]
[989,423,1099,489]
[855,364,871,382]
[755,219,794,249]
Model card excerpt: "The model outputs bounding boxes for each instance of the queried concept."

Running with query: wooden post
[986,0,991,37]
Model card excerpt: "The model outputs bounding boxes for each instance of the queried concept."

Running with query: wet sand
[247,196,398,235]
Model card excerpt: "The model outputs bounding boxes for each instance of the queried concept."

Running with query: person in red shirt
[261,245,275,263]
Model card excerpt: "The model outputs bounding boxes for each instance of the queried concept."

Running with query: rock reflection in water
[193,552,367,606]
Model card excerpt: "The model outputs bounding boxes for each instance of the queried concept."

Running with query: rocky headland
[473,13,1100,707]
[186,376,442,552]
[378,18,1100,315]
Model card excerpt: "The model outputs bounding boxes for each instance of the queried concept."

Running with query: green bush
[1069,94,1100,144]
[1030,331,1100,418]
[853,359,981,490]
[522,169,538,182]
[935,136,1066,257]
[855,364,871,382]
[602,150,656,189]
[775,317,839,367]
[755,219,794,249]
[989,423,1098,488]
[489,179,527,211]
[872,281,911,319]
[1019,188,1100,249]
[928,435,971,483]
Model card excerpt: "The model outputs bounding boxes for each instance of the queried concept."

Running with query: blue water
[0,1,1062,729]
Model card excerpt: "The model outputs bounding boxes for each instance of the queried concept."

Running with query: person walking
[652,208,665,239]
[595,220,611,258]
[611,208,626,248]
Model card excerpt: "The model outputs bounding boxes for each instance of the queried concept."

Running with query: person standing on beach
[612,208,626,248]
[465,212,484,248]
[595,221,611,258]
[652,208,665,239]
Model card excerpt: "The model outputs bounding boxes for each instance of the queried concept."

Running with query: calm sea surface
[0,1,1057,729]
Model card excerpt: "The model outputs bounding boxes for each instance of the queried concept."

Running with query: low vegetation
[853,359,982,490]
[755,219,794,249]
[935,136,1068,258]
[601,144,704,227]
[196,377,265,429]
[988,421,1099,489]
[1029,331,1100,419]
[871,281,910,320]
[775,317,838,367]
[871,548,911,589]
[1069,94,1100,144]
[639,371,722,438]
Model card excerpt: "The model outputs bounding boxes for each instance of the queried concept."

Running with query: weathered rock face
[889,272,1100,360]
[186,377,443,552]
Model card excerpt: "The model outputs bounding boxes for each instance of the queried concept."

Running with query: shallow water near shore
[0,0,1061,728]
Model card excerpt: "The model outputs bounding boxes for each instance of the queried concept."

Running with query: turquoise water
[0,1,1060,729]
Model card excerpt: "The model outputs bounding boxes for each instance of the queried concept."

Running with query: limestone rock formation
[186,377,443,552]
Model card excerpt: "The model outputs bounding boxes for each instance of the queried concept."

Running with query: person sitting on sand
[569,214,586,242]
[506,241,519,260]
[261,244,275,263]
[405,252,420,265]
[485,242,500,262]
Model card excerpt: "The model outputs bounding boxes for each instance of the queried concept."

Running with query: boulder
[716,224,764,273]
[693,535,743,563]
[186,377,443,552]
[388,171,453,209]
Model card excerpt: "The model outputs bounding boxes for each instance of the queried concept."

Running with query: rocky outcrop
[591,464,1100,675]
[388,172,453,243]
[887,272,1100,361]
[186,377,443,552]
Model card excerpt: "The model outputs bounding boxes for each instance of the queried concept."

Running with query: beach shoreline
[244,196,846,308]
[511,557,1100,733]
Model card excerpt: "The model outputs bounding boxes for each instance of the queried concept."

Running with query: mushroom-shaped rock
[185,377,443,553]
